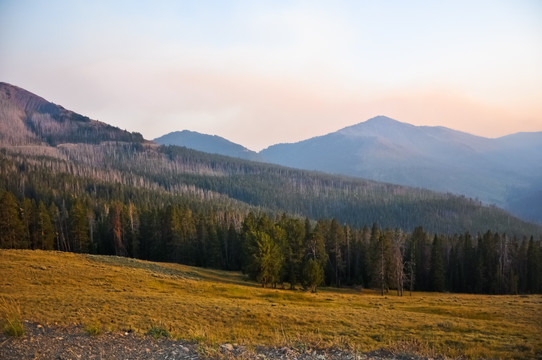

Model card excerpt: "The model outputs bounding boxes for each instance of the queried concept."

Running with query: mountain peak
[338,115,414,137]
[365,115,401,124]
[154,130,261,161]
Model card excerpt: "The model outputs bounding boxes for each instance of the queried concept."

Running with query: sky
[1,0,541,151]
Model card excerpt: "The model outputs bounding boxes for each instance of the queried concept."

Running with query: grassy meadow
[1,249,541,359]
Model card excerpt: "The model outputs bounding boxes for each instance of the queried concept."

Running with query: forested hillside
[1,82,541,294]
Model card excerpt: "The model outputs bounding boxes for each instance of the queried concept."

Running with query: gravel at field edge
[0,321,435,360]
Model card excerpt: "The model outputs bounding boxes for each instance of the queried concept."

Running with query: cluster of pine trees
[1,189,540,294]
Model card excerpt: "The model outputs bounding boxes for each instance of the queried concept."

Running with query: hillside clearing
[1,250,541,359]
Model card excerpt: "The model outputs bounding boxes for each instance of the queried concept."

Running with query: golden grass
[0,297,24,337]
[1,249,541,358]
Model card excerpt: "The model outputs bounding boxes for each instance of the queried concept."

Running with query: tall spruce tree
[279,216,305,289]
[303,220,328,291]
[0,191,24,249]
[431,235,446,292]
[69,199,90,253]
[36,201,55,250]
[253,231,283,288]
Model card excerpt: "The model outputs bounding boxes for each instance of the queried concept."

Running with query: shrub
[84,321,102,336]
[147,325,169,339]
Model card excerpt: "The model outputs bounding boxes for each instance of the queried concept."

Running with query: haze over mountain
[154,130,260,161]
[2,82,540,236]
[155,116,542,224]
[258,116,542,223]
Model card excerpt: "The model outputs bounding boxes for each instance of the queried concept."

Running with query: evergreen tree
[431,235,446,292]
[48,202,65,251]
[69,199,90,253]
[391,229,405,296]
[302,220,328,291]
[36,201,55,250]
[138,207,161,260]
[279,216,305,289]
[526,237,541,293]
[122,202,139,258]
[368,223,381,288]
[0,191,24,248]
[225,223,241,270]
[110,201,127,256]
[405,230,417,295]
[303,258,324,293]
[252,231,283,288]
[462,232,475,293]
[20,197,35,249]
[447,243,461,293]
[413,226,430,291]
[350,226,369,286]
[376,229,393,295]
[516,237,529,293]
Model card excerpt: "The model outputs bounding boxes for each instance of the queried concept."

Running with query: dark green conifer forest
[1,163,541,294]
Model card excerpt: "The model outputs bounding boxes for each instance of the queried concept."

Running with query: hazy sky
[1,1,541,151]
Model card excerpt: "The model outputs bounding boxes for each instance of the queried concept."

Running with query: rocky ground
[0,321,437,360]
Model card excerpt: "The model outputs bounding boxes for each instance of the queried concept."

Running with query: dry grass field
[1,250,541,359]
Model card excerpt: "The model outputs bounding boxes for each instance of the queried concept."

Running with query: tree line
[3,141,541,238]
[1,189,540,294]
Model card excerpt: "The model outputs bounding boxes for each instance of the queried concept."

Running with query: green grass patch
[147,325,170,339]
[84,321,102,336]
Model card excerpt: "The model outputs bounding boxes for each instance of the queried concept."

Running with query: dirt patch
[0,321,434,359]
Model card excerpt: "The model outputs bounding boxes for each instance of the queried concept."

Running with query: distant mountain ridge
[259,116,542,223]
[154,130,260,161]
[156,115,542,223]
[153,116,542,224]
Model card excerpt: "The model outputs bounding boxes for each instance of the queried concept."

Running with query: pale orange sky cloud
[1,1,541,150]
[134,69,542,150]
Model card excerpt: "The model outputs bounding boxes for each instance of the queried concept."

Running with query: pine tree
[69,199,90,253]
[405,230,417,295]
[391,229,405,296]
[303,220,328,291]
[225,223,240,270]
[526,237,541,293]
[48,202,64,251]
[253,231,283,288]
[110,201,127,256]
[138,207,160,260]
[0,191,24,249]
[164,205,183,263]
[462,232,475,293]
[431,235,446,292]
[303,258,324,293]
[376,230,392,295]
[328,219,345,286]
[279,216,305,289]
[413,226,430,291]
[20,197,35,249]
[368,223,381,288]
[123,202,139,258]
[36,201,55,250]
